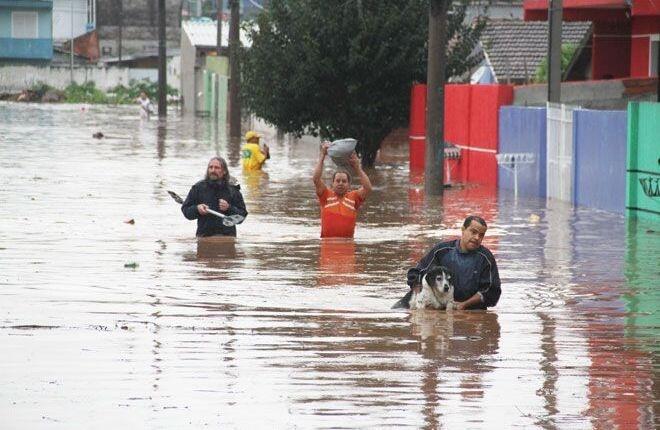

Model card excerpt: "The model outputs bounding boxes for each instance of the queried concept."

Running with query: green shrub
[57,80,179,104]
[29,82,55,99]
[533,44,578,83]
[109,80,179,104]
[63,81,108,104]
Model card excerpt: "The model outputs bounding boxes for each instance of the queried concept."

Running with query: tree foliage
[533,43,578,83]
[241,0,486,166]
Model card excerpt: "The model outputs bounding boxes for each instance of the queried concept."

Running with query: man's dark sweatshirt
[181,179,248,237]
[407,239,501,309]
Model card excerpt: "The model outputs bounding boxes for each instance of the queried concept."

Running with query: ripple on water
[0,102,657,429]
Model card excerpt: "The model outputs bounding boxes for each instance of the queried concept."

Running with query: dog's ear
[424,268,441,287]
[439,266,453,280]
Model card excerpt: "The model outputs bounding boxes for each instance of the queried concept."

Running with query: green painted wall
[217,75,228,125]
[203,70,211,114]
[626,102,660,221]
[205,55,229,76]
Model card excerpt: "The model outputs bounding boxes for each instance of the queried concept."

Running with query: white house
[51,0,95,41]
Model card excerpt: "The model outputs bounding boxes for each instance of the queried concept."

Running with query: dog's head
[420,266,454,309]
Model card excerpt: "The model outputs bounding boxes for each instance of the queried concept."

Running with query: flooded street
[1,102,658,429]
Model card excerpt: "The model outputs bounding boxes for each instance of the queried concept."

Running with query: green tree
[241,0,485,166]
[533,43,577,83]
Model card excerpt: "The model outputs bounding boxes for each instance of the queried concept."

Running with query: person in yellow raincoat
[241,131,270,171]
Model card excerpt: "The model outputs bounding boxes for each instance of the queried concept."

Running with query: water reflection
[0,102,658,429]
[242,169,270,200]
[156,120,167,160]
[317,238,358,287]
[411,311,500,428]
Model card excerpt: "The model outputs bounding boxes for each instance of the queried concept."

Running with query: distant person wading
[181,157,248,237]
[312,142,372,238]
[241,131,270,171]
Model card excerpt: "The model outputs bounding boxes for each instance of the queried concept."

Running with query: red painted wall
[630,36,650,77]
[408,84,513,187]
[592,21,631,79]
[632,0,660,16]
[630,16,660,77]
[445,85,472,182]
[467,85,513,187]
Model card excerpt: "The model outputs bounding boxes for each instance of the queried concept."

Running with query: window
[11,12,39,39]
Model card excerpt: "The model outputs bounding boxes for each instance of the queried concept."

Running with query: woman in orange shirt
[312,142,372,238]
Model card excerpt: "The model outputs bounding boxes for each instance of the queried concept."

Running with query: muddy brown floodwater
[1,102,658,429]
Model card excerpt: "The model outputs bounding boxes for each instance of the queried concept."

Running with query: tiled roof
[480,19,591,82]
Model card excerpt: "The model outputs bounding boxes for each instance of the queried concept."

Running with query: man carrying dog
[181,156,248,237]
[406,215,501,310]
[312,142,372,238]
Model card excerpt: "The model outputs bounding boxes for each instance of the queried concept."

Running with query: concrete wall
[0,65,130,91]
[98,25,180,58]
[514,78,657,110]
[180,29,196,114]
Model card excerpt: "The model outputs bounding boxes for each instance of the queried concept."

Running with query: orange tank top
[318,188,364,238]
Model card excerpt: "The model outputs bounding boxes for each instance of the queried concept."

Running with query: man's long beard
[208,177,226,188]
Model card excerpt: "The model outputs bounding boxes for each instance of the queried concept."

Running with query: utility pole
[425,0,450,195]
[70,0,74,84]
[547,0,563,103]
[216,0,224,55]
[117,0,123,61]
[228,0,241,138]
[157,0,167,116]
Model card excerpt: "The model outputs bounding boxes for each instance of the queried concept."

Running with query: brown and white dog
[393,266,455,310]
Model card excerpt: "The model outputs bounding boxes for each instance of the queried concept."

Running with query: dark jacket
[181,179,248,237]
[407,239,501,309]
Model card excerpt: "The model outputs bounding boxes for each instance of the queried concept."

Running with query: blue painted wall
[573,109,627,213]
[38,9,51,39]
[0,2,52,61]
[498,106,547,198]
[0,9,11,37]
[0,38,52,59]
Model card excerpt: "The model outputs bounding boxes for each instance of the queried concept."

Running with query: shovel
[167,190,245,227]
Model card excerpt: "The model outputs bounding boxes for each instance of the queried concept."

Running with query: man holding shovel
[181,156,248,237]
[313,141,372,238]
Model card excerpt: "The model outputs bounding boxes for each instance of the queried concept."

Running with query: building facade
[0,0,53,62]
[524,0,660,80]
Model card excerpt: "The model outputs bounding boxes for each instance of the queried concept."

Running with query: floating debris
[124,262,139,269]
[124,219,135,225]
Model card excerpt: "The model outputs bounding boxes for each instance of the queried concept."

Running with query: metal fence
[546,102,579,202]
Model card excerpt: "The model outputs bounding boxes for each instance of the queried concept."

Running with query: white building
[52,0,96,41]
